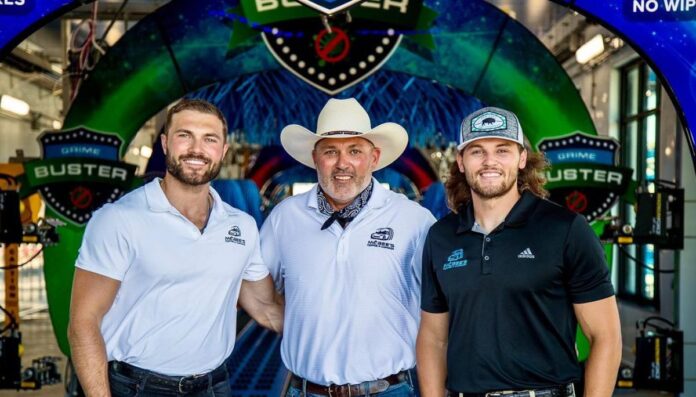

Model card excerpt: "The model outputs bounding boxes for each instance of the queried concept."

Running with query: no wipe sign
[625,0,696,20]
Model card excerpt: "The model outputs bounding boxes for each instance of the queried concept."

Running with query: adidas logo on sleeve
[518,248,535,259]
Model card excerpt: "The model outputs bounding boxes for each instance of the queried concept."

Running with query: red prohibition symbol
[565,190,588,213]
[314,27,350,63]
[70,186,94,209]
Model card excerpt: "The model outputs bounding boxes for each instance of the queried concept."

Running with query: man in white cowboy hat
[260,97,436,397]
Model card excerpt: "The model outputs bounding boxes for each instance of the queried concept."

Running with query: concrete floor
[0,315,677,397]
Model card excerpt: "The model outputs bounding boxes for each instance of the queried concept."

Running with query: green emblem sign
[538,132,633,222]
[21,128,137,225]
[226,0,436,94]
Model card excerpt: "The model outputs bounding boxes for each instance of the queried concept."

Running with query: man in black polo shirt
[416,107,621,397]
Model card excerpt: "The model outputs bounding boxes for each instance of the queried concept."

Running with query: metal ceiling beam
[64,1,170,21]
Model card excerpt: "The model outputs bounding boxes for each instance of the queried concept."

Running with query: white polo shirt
[76,179,269,376]
[260,180,435,385]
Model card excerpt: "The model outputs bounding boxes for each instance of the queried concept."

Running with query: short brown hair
[445,142,550,212]
[164,98,228,139]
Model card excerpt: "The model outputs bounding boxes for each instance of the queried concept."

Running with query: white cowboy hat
[280,98,408,170]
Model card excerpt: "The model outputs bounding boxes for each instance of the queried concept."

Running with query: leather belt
[109,360,228,393]
[450,383,576,397]
[290,371,409,397]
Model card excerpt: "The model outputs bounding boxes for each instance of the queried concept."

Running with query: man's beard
[466,168,518,199]
[165,153,222,186]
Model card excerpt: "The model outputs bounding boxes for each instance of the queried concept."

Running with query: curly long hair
[445,143,550,212]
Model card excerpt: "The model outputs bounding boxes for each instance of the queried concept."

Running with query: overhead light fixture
[610,37,624,49]
[0,95,30,116]
[575,34,605,65]
[139,145,153,159]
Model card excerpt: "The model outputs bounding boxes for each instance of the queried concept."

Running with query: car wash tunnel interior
[1,0,696,395]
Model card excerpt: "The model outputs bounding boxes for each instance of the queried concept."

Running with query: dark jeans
[108,362,232,397]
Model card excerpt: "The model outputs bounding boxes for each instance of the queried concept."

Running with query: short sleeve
[410,210,437,287]
[420,231,449,313]
[242,222,271,282]
[563,215,615,303]
[259,212,284,292]
[75,204,132,281]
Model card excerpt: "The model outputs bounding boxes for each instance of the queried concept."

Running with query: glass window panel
[643,66,659,111]
[624,202,636,226]
[618,61,661,304]
[626,67,640,116]
[624,121,639,170]
[624,243,637,295]
[642,245,655,299]
[645,114,657,190]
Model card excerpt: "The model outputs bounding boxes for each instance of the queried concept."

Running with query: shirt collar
[145,178,226,222]
[456,190,539,234]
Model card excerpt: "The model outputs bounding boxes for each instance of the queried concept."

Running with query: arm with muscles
[68,269,121,397]
[417,311,449,397]
[563,215,621,397]
[238,275,284,333]
[574,296,622,397]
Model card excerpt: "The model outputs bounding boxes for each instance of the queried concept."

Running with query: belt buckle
[178,374,202,394]
[486,391,530,397]
[178,377,188,394]
[328,383,352,397]
[567,383,575,397]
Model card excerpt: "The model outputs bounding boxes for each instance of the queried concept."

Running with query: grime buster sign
[22,128,136,225]
[538,132,633,222]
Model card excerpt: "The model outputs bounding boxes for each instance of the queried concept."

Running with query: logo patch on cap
[471,112,507,132]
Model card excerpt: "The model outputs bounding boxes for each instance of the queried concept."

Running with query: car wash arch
[2,0,696,385]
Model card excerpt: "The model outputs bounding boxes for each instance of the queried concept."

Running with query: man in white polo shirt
[260,98,436,397]
[68,99,283,397]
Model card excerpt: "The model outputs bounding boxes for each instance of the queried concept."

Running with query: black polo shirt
[421,191,614,393]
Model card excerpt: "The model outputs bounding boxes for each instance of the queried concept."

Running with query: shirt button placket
[337,233,348,265]
[481,236,492,275]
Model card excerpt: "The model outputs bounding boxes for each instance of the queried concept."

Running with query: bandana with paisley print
[318,180,374,230]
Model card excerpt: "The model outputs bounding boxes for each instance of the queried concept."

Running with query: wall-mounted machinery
[1,171,62,390]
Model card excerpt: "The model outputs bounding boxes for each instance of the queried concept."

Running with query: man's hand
[68,268,121,397]
[239,275,284,333]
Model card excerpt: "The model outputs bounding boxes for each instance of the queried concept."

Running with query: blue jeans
[108,364,232,397]
[286,373,417,397]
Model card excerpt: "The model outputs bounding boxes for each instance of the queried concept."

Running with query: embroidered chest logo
[367,227,394,250]
[517,248,535,259]
[225,226,246,245]
[443,249,468,270]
